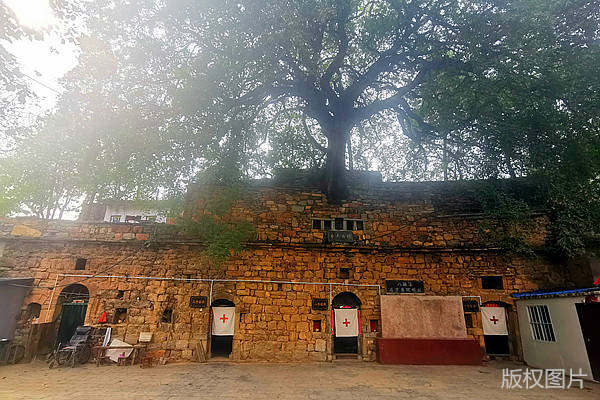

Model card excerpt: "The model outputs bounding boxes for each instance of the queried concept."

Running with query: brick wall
[0,181,587,362]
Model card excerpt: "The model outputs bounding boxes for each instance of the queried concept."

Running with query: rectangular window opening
[313,320,322,332]
[464,313,474,328]
[334,218,344,230]
[369,319,379,332]
[339,268,350,280]
[312,219,322,230]
[345,220,355,231]
[323,220,332,231]
[75,258,87,270]
[527,305,556,342]
[481,276,504,290]
[114,308,127,324]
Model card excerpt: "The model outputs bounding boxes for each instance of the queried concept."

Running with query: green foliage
[177,211,255,268]
[173,171,255,267]
[2,1,599,256]
[477,184,538,256]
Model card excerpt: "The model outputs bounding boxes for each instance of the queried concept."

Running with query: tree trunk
[323,126,347,203]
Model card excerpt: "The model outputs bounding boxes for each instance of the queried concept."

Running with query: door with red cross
[481,304,510,355]
[211,301,235,357]
[333,307,360,354]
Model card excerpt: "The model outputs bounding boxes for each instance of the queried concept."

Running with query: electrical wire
[7,242,150,291]
[19,72,62,94]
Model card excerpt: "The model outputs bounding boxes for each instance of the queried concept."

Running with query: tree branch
[301,116,327,153]
[319,0,350,103]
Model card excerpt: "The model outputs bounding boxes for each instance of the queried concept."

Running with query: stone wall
[0,181,588,362]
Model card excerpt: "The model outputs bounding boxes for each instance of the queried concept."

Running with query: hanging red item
[98,311,107,323]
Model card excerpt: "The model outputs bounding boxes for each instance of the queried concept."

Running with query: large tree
[2,0,599,254]
[36,0,578,199]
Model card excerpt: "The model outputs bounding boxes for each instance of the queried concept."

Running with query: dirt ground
[0,360,598,400]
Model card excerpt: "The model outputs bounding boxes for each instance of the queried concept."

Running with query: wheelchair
[48,326,92,368]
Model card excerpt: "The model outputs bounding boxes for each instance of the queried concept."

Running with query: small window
[312,219,322,230]
[527,305,556,342]
[116,290,124,299]
[369,319,379,332]
[26,302,42,320]
[161,308,173,323]
[313,320,322,332]
[339,268,350,279]
[110,215,121,223]
[334,218,344,230]
[75,258,87,270]
[125,215,141,223]
[464,313,474,328]
[323,220,332,231]
[481,276,503,290]
[355,220,364,230]
[345,220,355,231]
[114,308,127,323]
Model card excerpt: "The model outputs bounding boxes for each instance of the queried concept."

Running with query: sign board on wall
[386,280,425,294]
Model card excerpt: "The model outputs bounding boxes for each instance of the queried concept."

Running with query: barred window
[312,218,364,231]
[527,305,556,342]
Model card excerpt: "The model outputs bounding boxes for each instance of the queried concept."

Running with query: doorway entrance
[332,292,361,355]
[210,299,235,358]
[576,302,600,381]
[55,284,89,345]
[481,302,510,356]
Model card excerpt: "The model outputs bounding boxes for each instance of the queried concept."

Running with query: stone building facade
[0,176,590,362]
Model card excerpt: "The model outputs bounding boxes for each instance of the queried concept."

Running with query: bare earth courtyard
[0,360,598,400]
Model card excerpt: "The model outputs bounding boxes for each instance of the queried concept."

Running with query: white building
[79,201,167,223]
[513,287,600,382]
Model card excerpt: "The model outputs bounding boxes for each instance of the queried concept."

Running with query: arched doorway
[56,284,89,345]
[332,292,361,355]
[210,299,235,358]
[481,301,511,356]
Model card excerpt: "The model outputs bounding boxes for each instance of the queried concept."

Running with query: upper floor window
[481,276,504,290]
[312,218,363,231]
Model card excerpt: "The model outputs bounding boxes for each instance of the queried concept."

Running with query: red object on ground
[98,311,107,323]
[376,337,483,365]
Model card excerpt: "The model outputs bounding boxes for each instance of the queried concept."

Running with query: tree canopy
[1,0,599,256]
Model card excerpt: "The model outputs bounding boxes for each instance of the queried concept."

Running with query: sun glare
[4,0,57,30]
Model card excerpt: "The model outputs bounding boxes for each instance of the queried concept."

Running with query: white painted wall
[516,296,593,380]
[103,204,166,223]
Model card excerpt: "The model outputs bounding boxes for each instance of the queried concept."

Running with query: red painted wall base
[376,337,483,365]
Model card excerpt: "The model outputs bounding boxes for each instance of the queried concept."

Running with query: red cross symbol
[220,314,228,323]
[490,316,499,325]
[342,318,351,327]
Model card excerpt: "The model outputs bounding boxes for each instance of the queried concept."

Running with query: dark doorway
[56,284,89,345]
[576,302,600,381]
[210,299,234,358]
[484,335,510,355]
[332,292,361,355]
[481,302,511,356]
[56,303,87,345]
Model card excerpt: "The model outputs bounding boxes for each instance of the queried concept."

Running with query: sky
[3,0,78,115]
[3,0,80,218]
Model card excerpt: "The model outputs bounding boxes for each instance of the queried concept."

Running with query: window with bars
[527,305,556,342]
[312,218,363,231]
